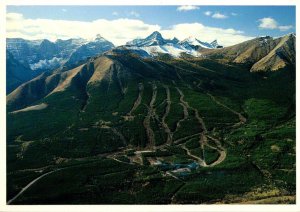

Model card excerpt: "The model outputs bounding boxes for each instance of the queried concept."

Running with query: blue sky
[6,6,295,46]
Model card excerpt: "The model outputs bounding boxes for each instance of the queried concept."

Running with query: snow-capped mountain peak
[121,31,223,58]
[124,31,201,58]
[7,36,115,72]
[95,34,107,42]
[129,31,167,47]
[146,31,163,40]
[179,37,221,49]
[181,36,201,46]
[210,40,221,48]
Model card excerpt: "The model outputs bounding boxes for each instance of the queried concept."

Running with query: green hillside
[7,52,295,204]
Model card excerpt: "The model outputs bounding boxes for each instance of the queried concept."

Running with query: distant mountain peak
[290,32,296,37]
[126,31,167,47]
[180,36,219,49]
[124,31,224,58]
[282,33,295,38]
[144,31,165,45]
[40,39,52,44]
[95,34,107,42]
[181,36,200,45]
[210,39,217,44]
[147,31,163,39]
[210,40,222,48]
[171,37,179,44]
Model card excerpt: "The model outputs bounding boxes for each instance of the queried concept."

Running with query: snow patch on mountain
[65,35,115,66]
[125,31,221,57]
[210,40,221,48]
[179,37,221,49]
[128,44,200,57]
[126,31,179,47]
[7,36,114,71]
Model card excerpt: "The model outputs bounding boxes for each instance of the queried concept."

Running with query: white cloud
[6,13,160,46]
[161,23,253,47]
[258,17,278,29]
[231,12,237,16]
[112,12,118,16]
[204,11,212,16]
[6,12,23,21]
[258,17,293,32]
[278,25,293,31]
[212,13,228,19]
[177,5,200,12]
[128,11,140,17]
[6,12,253,47]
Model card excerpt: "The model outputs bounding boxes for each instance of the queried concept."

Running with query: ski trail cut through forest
[127,83,144,117]
[161,85,173,144]
[143,82,157,149]
[175,87,226,167]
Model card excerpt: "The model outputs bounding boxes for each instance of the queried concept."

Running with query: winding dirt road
[181,145,207,167]
[173,133,201,144]
[206,92,247,126]
[7,168,65,204]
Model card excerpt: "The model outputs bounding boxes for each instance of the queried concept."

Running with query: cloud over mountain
[7,12,253,47]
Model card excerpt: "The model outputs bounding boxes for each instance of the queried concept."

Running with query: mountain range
[6,35,114,93]
[7,32,295,94]
[123,31,222,57]
[7,32,295,112]
[6,31,296,204]
[200,33,295,72]
[6,31,223,92]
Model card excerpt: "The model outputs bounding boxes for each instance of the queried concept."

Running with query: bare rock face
[200,34,295,72]
[250,34,295,72]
